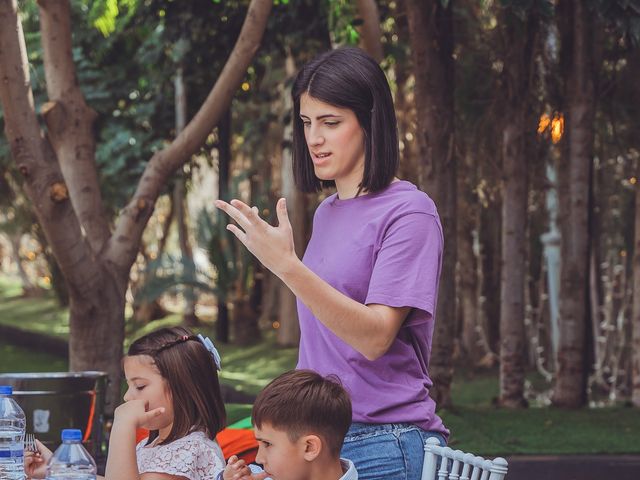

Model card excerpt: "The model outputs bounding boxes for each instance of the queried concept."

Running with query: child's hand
[223,455,269,480]
[113,399,165,429]
[24,439,52,479]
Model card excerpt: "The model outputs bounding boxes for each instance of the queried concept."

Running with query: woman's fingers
[215,200,253,231]
[276,198,291,229]
[227,224,248,243]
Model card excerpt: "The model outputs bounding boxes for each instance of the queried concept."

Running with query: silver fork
[24,433,39,455]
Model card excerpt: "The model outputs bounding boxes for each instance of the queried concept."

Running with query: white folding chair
[421,437,509,480]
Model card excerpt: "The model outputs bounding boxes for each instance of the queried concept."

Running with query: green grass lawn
[2,275,640,455]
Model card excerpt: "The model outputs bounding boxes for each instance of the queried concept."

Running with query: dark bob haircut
[127,326,226,445]
[292,47,399,193]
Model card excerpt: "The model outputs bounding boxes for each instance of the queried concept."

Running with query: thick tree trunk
[499,117,529,407]
[498,10,537,408]
[406,0,456,407]
[552,0,595,408]
[0,0,272,412]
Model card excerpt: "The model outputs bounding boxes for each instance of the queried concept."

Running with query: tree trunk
[498,9,537,408]
[458,150,478,362]
[405,0,456,407]
[0,0,272,412]
[277,49,302,347]
[355,0,383,62]
[552,0,595,408]
[216,108,232,343]
[633,157,640,405]
[174,65,198,327]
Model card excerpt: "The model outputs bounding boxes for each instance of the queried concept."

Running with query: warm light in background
[538,114,551,134]
[537,112,564,144]
[551,114,564,143]
[272,321,280,329]
[630,177,637,185]
[241,82,250,91]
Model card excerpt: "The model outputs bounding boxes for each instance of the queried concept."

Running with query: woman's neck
[335,176,400,199]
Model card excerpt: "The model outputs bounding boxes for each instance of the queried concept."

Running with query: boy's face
[254,423,314,480]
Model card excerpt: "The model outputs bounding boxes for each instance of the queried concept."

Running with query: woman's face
[299,93,365,193]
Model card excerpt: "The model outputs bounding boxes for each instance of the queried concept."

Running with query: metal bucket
[0,372,107,458]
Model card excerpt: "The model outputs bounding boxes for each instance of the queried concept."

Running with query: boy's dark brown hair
[127,326,226,445]
[252,369,352,456]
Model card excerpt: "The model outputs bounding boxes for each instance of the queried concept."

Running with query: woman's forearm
[279,257,407,360]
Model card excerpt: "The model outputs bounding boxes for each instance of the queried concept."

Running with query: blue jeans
[341,423,447,480]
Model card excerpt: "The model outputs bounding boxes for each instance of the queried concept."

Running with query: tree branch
[37,0,111,254]
[356,0,384,62]
[105,0,273,281]
[0,0,102,297]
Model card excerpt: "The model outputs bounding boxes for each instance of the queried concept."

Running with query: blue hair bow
[197,334,222,370]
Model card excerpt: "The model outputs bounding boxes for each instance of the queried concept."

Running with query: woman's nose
[123,388,132,402]
[308,126,324,146]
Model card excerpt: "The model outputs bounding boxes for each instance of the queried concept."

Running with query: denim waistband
[345,422,424,441]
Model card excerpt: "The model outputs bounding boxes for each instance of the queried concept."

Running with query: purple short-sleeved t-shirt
[297,180,449,438]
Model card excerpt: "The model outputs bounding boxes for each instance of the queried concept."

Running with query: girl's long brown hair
[127,326,226,445]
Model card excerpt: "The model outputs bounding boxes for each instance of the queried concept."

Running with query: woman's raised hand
[215,198,298,278]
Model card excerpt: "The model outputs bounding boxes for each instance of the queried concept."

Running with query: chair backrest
[421,437,509,480]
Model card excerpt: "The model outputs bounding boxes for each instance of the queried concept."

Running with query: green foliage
[132,253,216,306]
[327,0,360,46]
[86,0,140,37]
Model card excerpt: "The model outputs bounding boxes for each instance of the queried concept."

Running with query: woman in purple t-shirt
[216,47,448,480]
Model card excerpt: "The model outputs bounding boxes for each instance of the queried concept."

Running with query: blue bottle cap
[61,429,83,441]
[0,386,13,395]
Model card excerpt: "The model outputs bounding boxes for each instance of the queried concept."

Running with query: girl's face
[123,355,174,434]
[299,93,365,196]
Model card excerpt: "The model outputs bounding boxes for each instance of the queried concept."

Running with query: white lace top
[136,430,225,480]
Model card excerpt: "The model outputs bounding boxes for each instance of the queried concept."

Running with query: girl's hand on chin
[114,399,165,429]
[215,198,298,278]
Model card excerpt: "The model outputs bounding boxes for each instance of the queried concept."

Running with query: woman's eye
[325,121,339,127]
[302,121,311,128]
[135,385,146,391]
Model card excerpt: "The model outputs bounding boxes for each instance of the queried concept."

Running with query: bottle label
[0,450,24,458]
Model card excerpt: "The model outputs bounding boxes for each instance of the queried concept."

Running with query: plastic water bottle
[0,385,26,480]
[46,429,97,480]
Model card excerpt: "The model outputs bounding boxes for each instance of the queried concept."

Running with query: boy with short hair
[222,369,357,480]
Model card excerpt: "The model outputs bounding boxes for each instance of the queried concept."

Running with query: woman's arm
[215,198,410,360]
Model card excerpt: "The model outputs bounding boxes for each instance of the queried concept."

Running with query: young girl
[215,47,448,480]
[25,326,227,480]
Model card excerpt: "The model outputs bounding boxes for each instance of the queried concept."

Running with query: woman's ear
[302,434,322,461]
